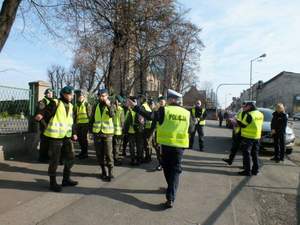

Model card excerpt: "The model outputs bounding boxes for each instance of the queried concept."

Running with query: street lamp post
[249,53,266,100]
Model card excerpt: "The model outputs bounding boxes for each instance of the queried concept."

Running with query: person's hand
[271,129,276,135]
[72,134,78,141]
[35,114,43,121]
[105,99,111,106]
[127,99,137,108]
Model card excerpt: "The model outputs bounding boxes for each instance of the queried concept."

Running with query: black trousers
[219,119,223,127]
[273,132,286,160]
[190,124,204,150]
[228,134,241,163]
[241,138,260,174]
[161,146,184,202]
[76,124,89,155]
[39,134,49,162]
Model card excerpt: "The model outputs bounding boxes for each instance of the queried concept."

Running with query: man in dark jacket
[190,100,207,151]
[270,103,288,162]
[36,88,54,162]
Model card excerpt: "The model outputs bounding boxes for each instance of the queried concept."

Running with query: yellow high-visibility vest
[125,109,136,134]
[92,104,114,134]
[142,102,152,129]
[113,105,124,135]
[44,100,73,138]
[241,110,264,139]
[43,97,51,105]
[157,106,190,148]
[76,102,89,124]
[234,111,242,134]
[192,107,206,125]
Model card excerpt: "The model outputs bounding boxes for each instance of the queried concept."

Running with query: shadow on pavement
[182,166,240,176]
[201,176,251,225]
[0,179,166,212]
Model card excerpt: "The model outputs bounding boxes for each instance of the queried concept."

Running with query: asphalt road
[0,120,299,225]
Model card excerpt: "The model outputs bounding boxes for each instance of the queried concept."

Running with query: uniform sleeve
[188,111,195,134]
[107,105,115,117]
[89,105,97,131]
[202,109,207,119]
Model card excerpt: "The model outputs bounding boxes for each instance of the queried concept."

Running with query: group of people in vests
[223,101,264,176]
[35,86,207,208]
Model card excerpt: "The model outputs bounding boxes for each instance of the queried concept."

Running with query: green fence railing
[0,85,31,134]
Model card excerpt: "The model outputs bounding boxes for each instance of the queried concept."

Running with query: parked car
[293,112,300,120]
[258,108,295,153]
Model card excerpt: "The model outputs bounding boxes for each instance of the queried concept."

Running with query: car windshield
[258,108,273,122]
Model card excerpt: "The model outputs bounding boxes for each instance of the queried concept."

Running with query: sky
[1,0,300,108]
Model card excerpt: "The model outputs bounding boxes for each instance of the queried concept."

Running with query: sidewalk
[0,121,299,225]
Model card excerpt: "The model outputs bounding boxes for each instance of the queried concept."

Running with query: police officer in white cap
[127,89,193,208]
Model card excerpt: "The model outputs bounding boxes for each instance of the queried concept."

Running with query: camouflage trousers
[47,138,75,177]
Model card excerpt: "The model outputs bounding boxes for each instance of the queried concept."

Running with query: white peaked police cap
[167,89,182,99]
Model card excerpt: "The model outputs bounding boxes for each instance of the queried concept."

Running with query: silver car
[259,108,295,152]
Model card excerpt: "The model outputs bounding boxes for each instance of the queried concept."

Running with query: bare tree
[47,64,67,91]
[0,0,22,52]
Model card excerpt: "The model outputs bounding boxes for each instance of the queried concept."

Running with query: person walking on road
[91,88,115,182]
[218,110,224,127]
[189,100,207,151]
[223,102,246,165]
[35,86,78,192]
[74,90,90,159]
[237,102,264,176]
[270,103,288,162]
[128,89,193,208]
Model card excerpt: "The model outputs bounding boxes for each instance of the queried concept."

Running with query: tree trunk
[0,0,21,52]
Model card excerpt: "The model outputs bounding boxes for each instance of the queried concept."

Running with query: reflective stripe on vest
[126,109,136,134]
[76,102,89,124]
[241,110,264,139]
[43,100,73,138]
[92,104,114,134]
[113,106,124,135]
[192,107,206,125]
[234,111,242,134]
[157,106,190,148]
[142,102,152,129]
[43,97,51,105]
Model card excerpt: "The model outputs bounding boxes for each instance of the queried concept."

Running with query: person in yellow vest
[141,98,155,163]
[152,96,167,171]
[128,89,193,209]
[124,96,144,166]
[189,100,207,151]
[35,86,78,192]
[223,102,246,165]
[74,90,90,159]
[90,88,115,181]
[113,95,125,165]
[36,88,54,162]
[237,102,264,176]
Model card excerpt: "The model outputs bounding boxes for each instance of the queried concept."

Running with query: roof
[264,71,300,86]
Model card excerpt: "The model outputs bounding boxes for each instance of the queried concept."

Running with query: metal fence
[0,85,32,134]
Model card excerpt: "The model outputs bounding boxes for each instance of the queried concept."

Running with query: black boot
[49,176,62,192]
[62,175,78,187]
[100,165,108,180]
[107,167,114,182]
